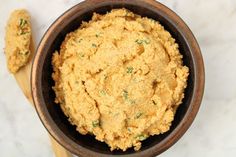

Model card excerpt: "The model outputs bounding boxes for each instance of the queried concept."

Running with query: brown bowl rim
[31,0,205,156]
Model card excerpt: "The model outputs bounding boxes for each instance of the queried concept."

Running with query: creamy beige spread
[5,9,31,73]
[52,9,189,151]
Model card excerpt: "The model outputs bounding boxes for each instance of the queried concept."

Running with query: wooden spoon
[12,37,72,157]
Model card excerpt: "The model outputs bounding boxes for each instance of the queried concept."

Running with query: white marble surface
[0,0,236,156]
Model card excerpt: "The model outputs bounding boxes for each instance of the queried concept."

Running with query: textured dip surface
[5,9,31,73]
[52,9,189,151]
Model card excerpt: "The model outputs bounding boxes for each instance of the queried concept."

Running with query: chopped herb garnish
[92,120,100,127]
[123,90,128,100]
[135,112,143,119]
[135,39,150,45]
[24,51,29,55]
[18,18,29,35]
[79,53,84,57]
[95,34,99,37]
[104,74,108,80]
[152,100,157,105]
[127,128,131,132]
[19,18,27,28]
[99,90,106,96]
[76,38,83,43]
[136,134,148,141]
[92,43,97,47]
[20,31,28,35]
[19,51,29,56]
[135,39,143,44]
[19,51,29,55]
[127,67,134,74]
[18,29,29,35]
[144,40,150,44]
[129,100,136,104]
[96,32,103,37]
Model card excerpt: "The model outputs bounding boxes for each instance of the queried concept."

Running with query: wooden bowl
[31,0,205,156]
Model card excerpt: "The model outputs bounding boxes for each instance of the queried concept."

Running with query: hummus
[52,9,189,151]
[5,9,31,73]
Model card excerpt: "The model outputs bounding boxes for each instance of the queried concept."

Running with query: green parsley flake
[95,32,103,37]
[136,134,148,141]
[135,39,143,44]
[92,120,100,127]
[19,18,27,28]
[127,67,134,73]
[135,39,150,45]
[24,51,29,55]
[79,53,84,57]
[104,74,108,80]
[19,51,29,55]
[123,90,128,100]
[18,29,29,35]
[92,43,97,47]
[152,100,157,105]
[77,38,83,43]
[99,90,106,96]
[135,112,143,119]
[129,99,136,104]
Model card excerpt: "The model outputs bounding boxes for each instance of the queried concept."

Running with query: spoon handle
[12,37,72,157]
